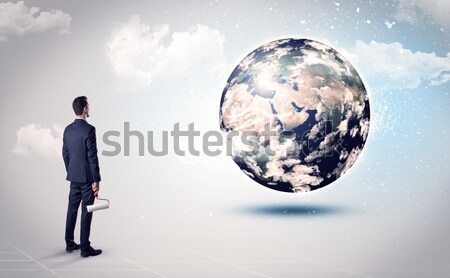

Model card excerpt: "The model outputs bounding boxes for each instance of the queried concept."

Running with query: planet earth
[219,39,370,193]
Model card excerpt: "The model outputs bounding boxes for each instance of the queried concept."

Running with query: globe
[219,39,370,193]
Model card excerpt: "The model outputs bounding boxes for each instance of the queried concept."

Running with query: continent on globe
[219,39,370,193]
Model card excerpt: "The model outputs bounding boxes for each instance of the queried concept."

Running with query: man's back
[63,119,101,183]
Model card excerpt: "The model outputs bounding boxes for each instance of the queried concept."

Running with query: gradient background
[0,1,449,277]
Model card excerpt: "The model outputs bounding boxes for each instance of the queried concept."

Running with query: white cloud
[105,15,226,90]
[395,0,450,28]
[12,124,63,160]
[344,40,450,90]
[0,1,71,41]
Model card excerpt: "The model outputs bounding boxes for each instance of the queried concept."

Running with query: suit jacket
[62,119,101,183]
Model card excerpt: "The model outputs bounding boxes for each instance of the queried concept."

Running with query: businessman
[62,96,102,258]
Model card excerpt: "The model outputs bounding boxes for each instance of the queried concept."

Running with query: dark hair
[72,96,88,115]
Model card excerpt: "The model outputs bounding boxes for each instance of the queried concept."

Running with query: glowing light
[256,70,277,90]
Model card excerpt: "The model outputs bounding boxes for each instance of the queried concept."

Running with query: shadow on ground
[235,203,351,217]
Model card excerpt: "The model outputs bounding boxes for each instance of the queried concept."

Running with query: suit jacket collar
[74,119,87,123]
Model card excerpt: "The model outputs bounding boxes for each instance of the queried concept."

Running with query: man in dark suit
[62,96,102,258]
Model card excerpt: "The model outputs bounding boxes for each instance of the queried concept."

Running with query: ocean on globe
[219,39,370,193]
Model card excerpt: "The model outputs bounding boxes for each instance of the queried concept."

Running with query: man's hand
[92,182,100,198]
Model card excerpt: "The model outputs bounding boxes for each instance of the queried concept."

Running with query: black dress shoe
[80,246,102,258]
[65,242,80,253]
